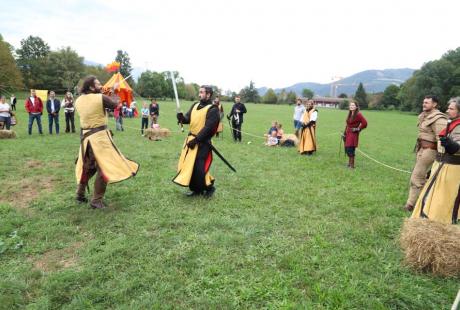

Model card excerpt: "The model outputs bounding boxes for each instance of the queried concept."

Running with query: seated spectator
[276,123,284,141]
[265,130,279,146]
[267,121,278,135]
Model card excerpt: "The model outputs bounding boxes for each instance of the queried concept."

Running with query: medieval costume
[344,111,367,168]
[298,107,318,155]
[405,109,447,210]
[411,118,460,225]
[228,101,247,142]
[75,93,139,208]
[174,99,220,196]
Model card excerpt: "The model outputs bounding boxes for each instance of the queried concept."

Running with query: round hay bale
[159,128,171,137]
[0,130,17,139]
[400,218,460,277]
[144,127,171,140]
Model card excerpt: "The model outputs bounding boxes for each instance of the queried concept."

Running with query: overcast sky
[1,0,459,92]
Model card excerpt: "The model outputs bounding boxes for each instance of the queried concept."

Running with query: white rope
[356,148,411,174]
[452,289,460,310]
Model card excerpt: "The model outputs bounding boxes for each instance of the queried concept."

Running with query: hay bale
[400,218,460,277]
[0,130,17,139]
[144,127,171,140]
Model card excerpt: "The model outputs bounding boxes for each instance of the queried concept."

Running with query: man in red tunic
[343,101,367,169]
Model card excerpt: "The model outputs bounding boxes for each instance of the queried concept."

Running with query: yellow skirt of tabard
[173,135,214,187]
[75,130,139,184]
[298,126,317,153]
[412,161,460,225]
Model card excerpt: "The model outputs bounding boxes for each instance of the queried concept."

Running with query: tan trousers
[406,148,437,206]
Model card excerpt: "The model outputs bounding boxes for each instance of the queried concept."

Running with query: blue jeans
[0,116,11,130]
[294,120,302,130]
[48,113,60,134]
[28,114,43,134]
[116,117,124,131]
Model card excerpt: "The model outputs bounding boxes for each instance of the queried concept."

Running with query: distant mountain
[258,68,415,97]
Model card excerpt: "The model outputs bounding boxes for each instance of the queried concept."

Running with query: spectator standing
[62,91,76,133]
[25,89,44,135]
[46,90,61,134]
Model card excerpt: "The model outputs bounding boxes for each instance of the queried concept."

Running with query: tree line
[1,34,458,110]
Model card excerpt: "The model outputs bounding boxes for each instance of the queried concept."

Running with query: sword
[170,71,184,132]
[208,143,236,172]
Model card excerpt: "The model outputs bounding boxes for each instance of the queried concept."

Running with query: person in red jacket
[24,89,44,135]
[343,101,368,169]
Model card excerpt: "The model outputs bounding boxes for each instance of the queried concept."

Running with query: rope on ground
[112,117,413,175]
[356,148,411,174]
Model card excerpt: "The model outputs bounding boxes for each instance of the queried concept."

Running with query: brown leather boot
[90,173,107,209]
[404,204,414,212]
[76,183,88,203]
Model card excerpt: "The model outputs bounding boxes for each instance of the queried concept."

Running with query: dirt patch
[30,242,83,273]
[26,160,43,169]
[1,176,57,210]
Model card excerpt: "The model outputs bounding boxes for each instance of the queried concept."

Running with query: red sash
[439,118,460,137]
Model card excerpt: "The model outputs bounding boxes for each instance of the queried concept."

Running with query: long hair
[347,101,360,122]
[80,76,97,94]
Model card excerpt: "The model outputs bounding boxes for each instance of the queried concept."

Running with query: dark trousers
[28,114,43,134]
[0,116,11,130]
[65,112,75,133]
[11,104,16,111]
[232,122,242,141]
[189,143,214,193]
[345,146,356,157]
[48,113,60,134]
[141,117,149,134]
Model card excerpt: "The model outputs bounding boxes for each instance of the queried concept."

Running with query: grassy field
[0,97,458,309]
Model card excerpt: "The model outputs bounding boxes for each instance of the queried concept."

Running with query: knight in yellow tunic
[298,99,318,156]
[75,76,139,209]
[174,86,220,197]
[411,97,460,225]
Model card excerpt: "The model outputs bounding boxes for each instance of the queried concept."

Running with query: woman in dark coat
[343,101,367,168]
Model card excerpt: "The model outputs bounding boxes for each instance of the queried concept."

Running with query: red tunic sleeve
[357,113,367,130]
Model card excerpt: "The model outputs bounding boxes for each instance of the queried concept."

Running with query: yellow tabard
[173,103,214,187]
[298,109,317,153]
[75,94,139,184]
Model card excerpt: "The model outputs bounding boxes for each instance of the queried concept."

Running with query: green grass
[0,98,458,309]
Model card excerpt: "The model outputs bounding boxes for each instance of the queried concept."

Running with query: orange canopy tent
[103,72,134,107]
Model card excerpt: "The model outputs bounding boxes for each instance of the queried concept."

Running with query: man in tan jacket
[405,95,447,211]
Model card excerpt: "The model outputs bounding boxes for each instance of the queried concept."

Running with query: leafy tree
[354,82,368,109]
[262,88,278,104]
[43,47,84,92]
[115,50,133,84]
[184,83,200,101]
[239,81,260,103]
[399,47,460,111]
[338,93,348,98]
[16,35,50,89]
[0,35,23,92]
[339,99,349,110]
[302,88,314,99]
[278,89,287,104]
[287,91,297,104]
[380,84,400,109]
[136,70,168,98]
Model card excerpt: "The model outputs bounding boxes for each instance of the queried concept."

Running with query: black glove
[177,112,185,124]
[441,136,460,154]
[351,127,360,133]
[226,114,231,120]
[187,138,197,149]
